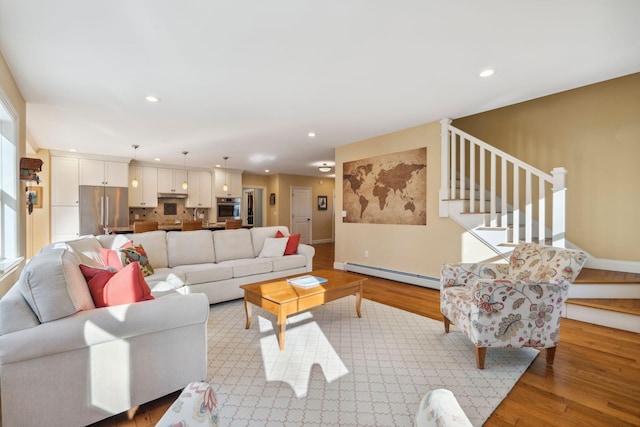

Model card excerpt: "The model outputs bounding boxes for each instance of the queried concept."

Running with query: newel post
[551,167,567,247]
[439,118,452,217]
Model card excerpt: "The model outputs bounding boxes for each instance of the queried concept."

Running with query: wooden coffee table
[240,269,367,350]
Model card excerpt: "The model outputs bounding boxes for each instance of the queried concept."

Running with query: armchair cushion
[509,243,586,282]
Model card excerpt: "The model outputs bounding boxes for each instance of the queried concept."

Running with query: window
[0,89,18,272]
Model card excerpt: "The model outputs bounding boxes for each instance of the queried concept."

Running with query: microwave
[217,197,241,220]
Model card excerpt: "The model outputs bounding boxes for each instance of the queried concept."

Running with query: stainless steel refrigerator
[79,186,129,235]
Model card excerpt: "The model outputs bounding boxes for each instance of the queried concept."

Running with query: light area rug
[206,297,538,426]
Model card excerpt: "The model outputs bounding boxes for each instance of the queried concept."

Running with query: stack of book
[286,275,328,288]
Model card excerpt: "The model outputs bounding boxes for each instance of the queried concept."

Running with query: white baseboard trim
[312,238,334,244]
[583,257,640,274]
[343,262,440,290]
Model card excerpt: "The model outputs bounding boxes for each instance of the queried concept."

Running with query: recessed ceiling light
[215,164,221,168]
[479,69,495,78]
[154,158,161,161]
[145,95,161,102]
[308,132,316,138]
[265,169,270,173]
[69,148,77,152]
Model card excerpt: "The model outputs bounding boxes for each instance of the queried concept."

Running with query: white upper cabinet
[157,168,188,194]
[51,156,79,205]
[129,165,158,207]
[79,159,129,187]
[186,170,212,208]
[214,170,242,198]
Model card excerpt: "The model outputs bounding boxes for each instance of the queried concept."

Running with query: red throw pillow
[100,248,123,270]
[79,262,154,308]
[275,230,301,255]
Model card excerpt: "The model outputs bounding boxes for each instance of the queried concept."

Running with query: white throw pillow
[259,237,288,258]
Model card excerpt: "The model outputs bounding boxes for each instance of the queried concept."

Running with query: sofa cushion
[259,237,288,258]
[271,254,308,272]
[0,285,40,335]
[18,248,95,323]
[144,267,186,289]
[167,230,215,267]
[79,262,154,307]
[125,230,169,268]
[250,226,290,258]
[213,229,255,262]
[172,263,234,285]
[64,236,104,267]
[218,258,273,278]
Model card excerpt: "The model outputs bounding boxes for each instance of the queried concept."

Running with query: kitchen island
[107,223,252,234]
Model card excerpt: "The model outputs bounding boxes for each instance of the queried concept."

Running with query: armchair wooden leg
[443,316,450,333]
[474,347,486,369]
[546,346,556,367]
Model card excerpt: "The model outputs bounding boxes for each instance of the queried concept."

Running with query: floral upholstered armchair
[440,243,587,369]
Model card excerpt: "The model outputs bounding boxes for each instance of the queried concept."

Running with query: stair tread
[566,298,640,316]
[574,268,640,284]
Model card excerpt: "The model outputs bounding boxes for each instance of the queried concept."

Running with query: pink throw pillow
[79,262,154,308]
[275,230,301,255]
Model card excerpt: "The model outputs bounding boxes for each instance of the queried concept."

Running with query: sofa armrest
[440,263,509,289]
[296,243,315,270]
[0,293,209,365]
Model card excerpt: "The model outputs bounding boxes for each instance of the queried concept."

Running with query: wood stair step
[566,298,640,316]
[574,268,640,284]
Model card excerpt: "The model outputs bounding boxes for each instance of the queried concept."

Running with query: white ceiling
[1,1,639,177]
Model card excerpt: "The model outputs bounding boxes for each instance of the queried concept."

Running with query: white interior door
[291,186,312,244]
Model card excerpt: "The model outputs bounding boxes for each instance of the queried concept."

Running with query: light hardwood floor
[93,243,640,427]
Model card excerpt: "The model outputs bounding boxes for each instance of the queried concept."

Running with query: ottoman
[156,382,220,427]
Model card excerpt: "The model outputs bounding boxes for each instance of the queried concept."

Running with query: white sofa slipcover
[0,225,313,426]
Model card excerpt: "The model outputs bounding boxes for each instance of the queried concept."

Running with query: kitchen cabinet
[214,170,242,198]
[51,156,79,205]
[129,165,158,207]
[79,159,129,187]
[157,168,188,195]
[51,206,79,242]
[186,170,212,208]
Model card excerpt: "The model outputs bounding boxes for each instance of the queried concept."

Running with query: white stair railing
[439,118,567,247]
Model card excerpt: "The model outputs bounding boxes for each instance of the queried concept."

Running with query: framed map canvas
[342,147,426,225]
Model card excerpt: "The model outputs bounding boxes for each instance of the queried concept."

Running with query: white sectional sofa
[97,225,315,304]
[0,225,313,426]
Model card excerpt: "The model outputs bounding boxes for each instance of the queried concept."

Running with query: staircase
[439,118,639,332]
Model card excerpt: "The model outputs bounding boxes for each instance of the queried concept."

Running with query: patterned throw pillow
[118,244,155,277]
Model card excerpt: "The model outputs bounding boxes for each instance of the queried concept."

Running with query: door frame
[241,185,267,227]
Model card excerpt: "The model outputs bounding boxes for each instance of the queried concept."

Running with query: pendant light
[131,145,140,188]
[182,151,189,190]
[222,156,229,193]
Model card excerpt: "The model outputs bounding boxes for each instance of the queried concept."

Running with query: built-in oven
[217,197,241,220]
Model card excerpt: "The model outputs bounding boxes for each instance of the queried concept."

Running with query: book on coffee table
[286,275,328,288]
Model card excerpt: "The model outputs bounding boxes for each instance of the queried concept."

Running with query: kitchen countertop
[107,223,253,234]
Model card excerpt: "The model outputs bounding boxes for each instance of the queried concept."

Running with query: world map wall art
[343,147,426,225]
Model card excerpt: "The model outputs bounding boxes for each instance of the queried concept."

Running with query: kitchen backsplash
[129,198,209,225]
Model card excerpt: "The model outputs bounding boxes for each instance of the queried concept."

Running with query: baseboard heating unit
[344,263,440,290]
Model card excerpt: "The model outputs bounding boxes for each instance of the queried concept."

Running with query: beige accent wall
[453,73,640,261]
[243,172,336,242]
[335,121,465,278]
[0,51,27,296]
